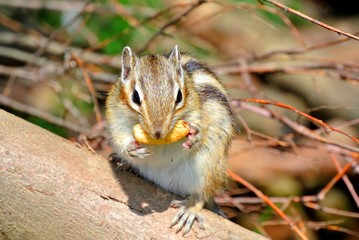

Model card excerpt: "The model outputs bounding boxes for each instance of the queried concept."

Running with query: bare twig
[0,45,59,68]
[0,95,85,133]
[307,221,359,238]
[219,194,359,219]
[264,219,359,237]
[240,98,359,145]
[263,0,359,42]
[252,33,359,60]
[215,62,359,82]
[0,65,40,82]
[316,162,352,200]
[138,0,207,53]
[0,0,118,15]
[232,100,359,153]
[227,170,309,240]
[330,154,359,207]
[86,2,193,52]
[71,53,102,124]
[304,202,359,218]
[210,1,306,47]
[0,32,121,68]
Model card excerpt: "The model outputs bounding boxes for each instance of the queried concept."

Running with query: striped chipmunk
[105,45,238,235]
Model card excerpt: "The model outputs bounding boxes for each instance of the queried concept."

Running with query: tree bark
[0,109,267,240]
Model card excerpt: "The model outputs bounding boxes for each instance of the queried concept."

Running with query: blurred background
[0,0,358,239]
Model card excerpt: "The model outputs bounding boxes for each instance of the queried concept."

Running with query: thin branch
[138,0,207,53]
[252,33,359,60]
[263,0,359,42]
[264,219,359,238]
[307,221,359,238]
[0,94,86,133]
[219,195,359,219]
[236,99,359,146]
[227,170,309,240]
[232,100,359,153]
[0,45,59,68]
[304,202,359,218]
[0,65,40,82]
[215,62,359,82]
[86,2,193,52]
[330,154,359,208]
[0,0,118,15]
[0,32,121,68]
[71,53,102,124]
[316,162,352,200]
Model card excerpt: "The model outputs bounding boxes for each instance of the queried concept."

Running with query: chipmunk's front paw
[182,123,201,149]
[127,141,151,158]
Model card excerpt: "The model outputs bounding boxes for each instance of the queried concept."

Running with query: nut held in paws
[133,120,190,145]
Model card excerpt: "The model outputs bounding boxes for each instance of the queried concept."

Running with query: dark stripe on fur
[198,85,229,106]
[199,85,240,133]
[183,60,216,77]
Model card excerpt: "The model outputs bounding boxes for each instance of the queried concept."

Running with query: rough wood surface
[0,109,267,240]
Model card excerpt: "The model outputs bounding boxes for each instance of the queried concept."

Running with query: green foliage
[36,10,62,28]
[258,205,274,222]
[119,0,163,8]
[87,15,132,54]
[229,0,307,27]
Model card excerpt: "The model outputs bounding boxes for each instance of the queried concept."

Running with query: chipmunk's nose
[154,127,162,139]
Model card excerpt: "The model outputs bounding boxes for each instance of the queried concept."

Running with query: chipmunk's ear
[121,46,136,83]
[169,45,181,65]
[169,45,184,81]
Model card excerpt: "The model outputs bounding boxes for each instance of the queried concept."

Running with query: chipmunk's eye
[175,89,182,104]
[132,89,141,105]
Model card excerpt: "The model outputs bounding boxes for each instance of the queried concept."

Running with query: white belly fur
[126,140,203,197]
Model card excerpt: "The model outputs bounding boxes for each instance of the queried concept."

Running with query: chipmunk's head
[120,46,187,139]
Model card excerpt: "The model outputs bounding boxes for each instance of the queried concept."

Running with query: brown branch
[86,2,192,52]
[0,65,41,82]
[232,100,359,153]
[0,0,118,15]
[252,33,359,60]
[263,219,359,237]
[227,170,309,240]
[0,109,268,240]
[240,98,359,145]
[263,0,359,42]
[71,53,102,123]
[0,32,121,68]
[0,45,60,67]
[0,64,116,84]
[0,12,23,31]
[307,221,359,238]
[0,94,86,133]
[138,0,207,53]
[210,1,306,47]
[330,154,359,207]
[218,195,359,219]
[215,62,359,82]
[304,202,359,218]
[316,162,352,200]
[315,117,359,135]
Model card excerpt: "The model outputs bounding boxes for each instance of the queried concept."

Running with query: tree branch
[0,109,267,240]
[263,0,359,42]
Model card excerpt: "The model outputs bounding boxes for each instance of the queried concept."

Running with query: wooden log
[0,109,267,240]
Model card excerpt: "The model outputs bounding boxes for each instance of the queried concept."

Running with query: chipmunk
[106,45,237,235]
